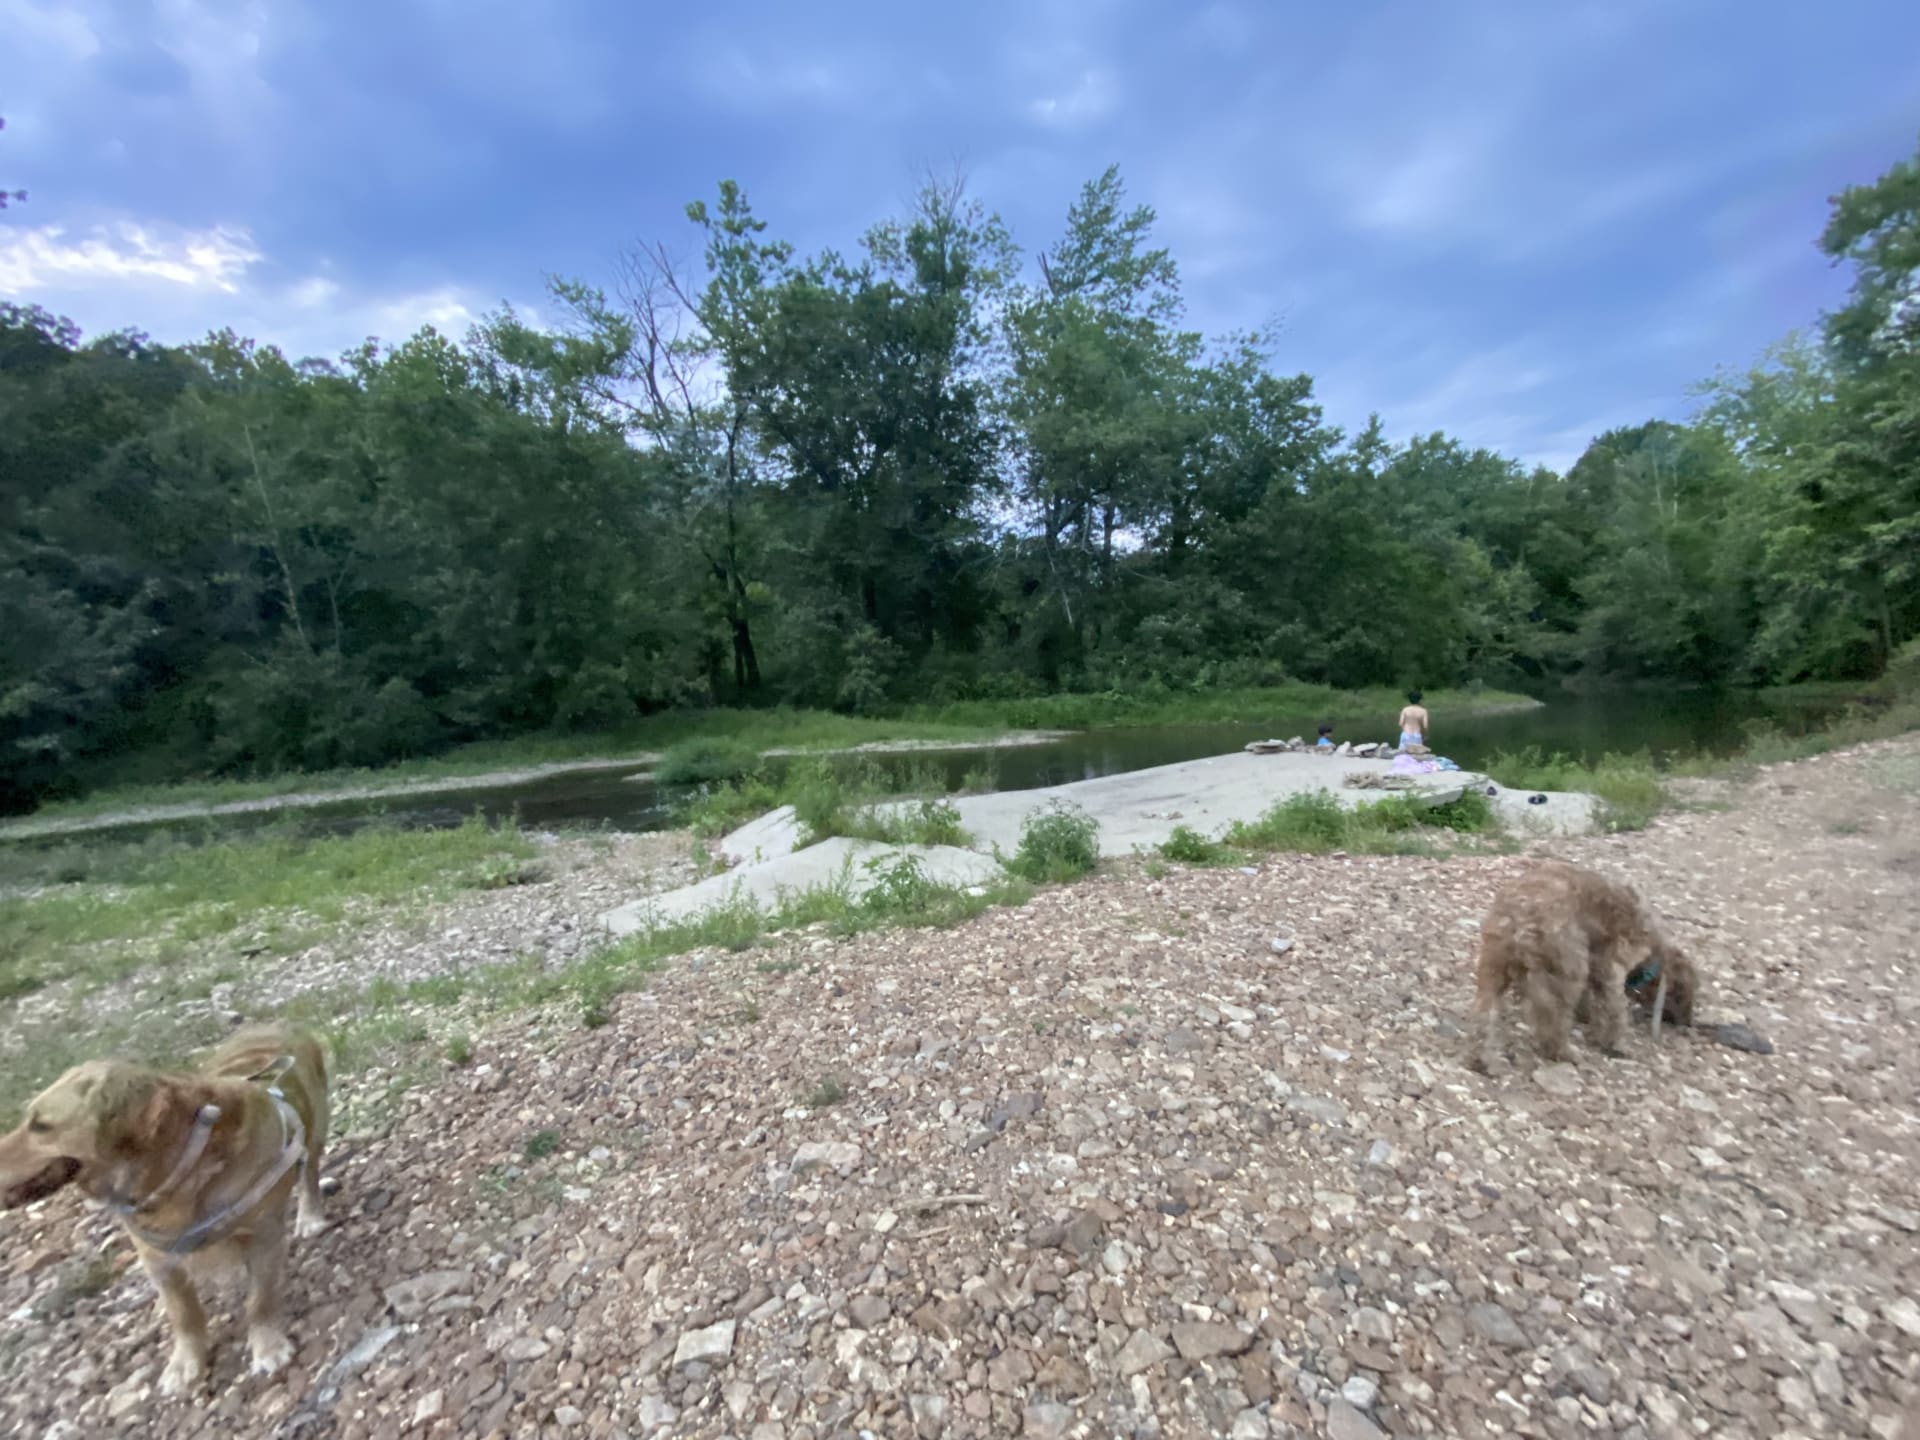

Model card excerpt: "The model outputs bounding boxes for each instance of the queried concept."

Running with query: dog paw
[159,1348,209,1396]
[294,1211,332,1240]
[248,1328,294,1378]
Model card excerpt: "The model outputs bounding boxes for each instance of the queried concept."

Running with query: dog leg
[1586,972,1629,1057]
[141,1251,211,1397]
[1464,965,1505,1074]
[1650,971,1669,1042]
[1525,968,1574,1063]
[295,1162,329,1239]
[242,1214,296,1378]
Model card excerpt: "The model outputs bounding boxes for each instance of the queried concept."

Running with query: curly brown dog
[1467,860,1697,1072]
[0,1023,330,1395]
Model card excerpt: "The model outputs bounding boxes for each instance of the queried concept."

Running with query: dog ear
[89,1066,194,1159]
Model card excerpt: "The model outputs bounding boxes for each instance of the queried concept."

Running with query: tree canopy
[5,144,1919,809]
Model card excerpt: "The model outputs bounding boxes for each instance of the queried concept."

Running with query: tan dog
[1467,861,1697,1072]
[0,1024,331,1395]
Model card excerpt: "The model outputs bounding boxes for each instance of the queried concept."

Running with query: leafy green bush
[1159,824,1229,864]
[656,737,763,786]
[1411,789,1496,833]
[678,773,782,837]
[859,852,943,914]
[1225,791,1350,852]
[787,759,850,841]
[1007,802,1100,883]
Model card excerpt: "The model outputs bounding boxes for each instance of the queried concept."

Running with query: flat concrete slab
[604,837,1006,934]
[903,751,1596,856]
[603,749,1601,932]
[1487,786,1599,836]
[718,804,804,866]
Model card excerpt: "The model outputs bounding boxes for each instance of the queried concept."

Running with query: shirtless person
[1397,689,1430,750]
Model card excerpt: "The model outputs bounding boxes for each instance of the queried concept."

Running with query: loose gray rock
[1466,1302,1531,1349]
[672,1318,737,1369]
[1115,1329,1175,1377]
[382,1269,474,1320]
[1171,1321,1254,1361]
[1327,1397,1387,1440]
[1709,1021,1775,1053]
[1284,1093,1346,1127]
[792,1140,862,1175]
[1023,1401,1073,1438]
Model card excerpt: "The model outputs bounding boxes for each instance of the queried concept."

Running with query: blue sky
[3,0,1917,472]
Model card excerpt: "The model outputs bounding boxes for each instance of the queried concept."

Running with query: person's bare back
[1397,690,1429,746]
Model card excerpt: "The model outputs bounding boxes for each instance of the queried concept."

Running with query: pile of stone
[1243,738,1394,757]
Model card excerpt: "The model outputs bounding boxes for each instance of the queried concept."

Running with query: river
[41,686,1832,844]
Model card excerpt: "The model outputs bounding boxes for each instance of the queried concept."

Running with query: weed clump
[1007,802,1101,883]
[656,737,763,786]
[1159,825,1230,864]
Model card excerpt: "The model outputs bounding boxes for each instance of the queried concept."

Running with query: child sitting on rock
[1315,723,1335,749]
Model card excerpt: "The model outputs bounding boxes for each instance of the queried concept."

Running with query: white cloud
[0,217,508,362]
[0,221,261,293]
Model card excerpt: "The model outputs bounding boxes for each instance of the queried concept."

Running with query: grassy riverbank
[13,683,1533,828]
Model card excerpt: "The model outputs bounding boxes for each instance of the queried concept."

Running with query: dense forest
[4,143,1918,811]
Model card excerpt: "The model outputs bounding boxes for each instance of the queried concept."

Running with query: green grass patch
[655,737,763,787]
[1729,699,1920,767]
[842,797,970,848]
[681,755,966,848]
[1223,789,1499,856]
[0,817,535,1014]
[1485,746,1667,831]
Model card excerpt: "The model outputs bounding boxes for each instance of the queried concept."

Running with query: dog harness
[111,1056,308,1260]
[1623,958,1673,1042]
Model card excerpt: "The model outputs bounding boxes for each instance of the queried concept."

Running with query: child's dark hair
[1317,722,1334,736]
[1406,688,1423,704]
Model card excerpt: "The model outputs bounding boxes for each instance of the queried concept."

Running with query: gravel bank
[1,738,1916,1439]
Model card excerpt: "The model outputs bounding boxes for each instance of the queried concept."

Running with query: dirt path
[3,739,1917,1439]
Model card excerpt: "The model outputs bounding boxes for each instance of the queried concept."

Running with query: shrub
[846,796,970,847]
[1007,802,1100,883]
[656,737,763,787]
[1159,824,1229,864]
[1226,791,1350,852]
[678,773,782,837]
[787,758,850,841]
[859,853,943,915]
